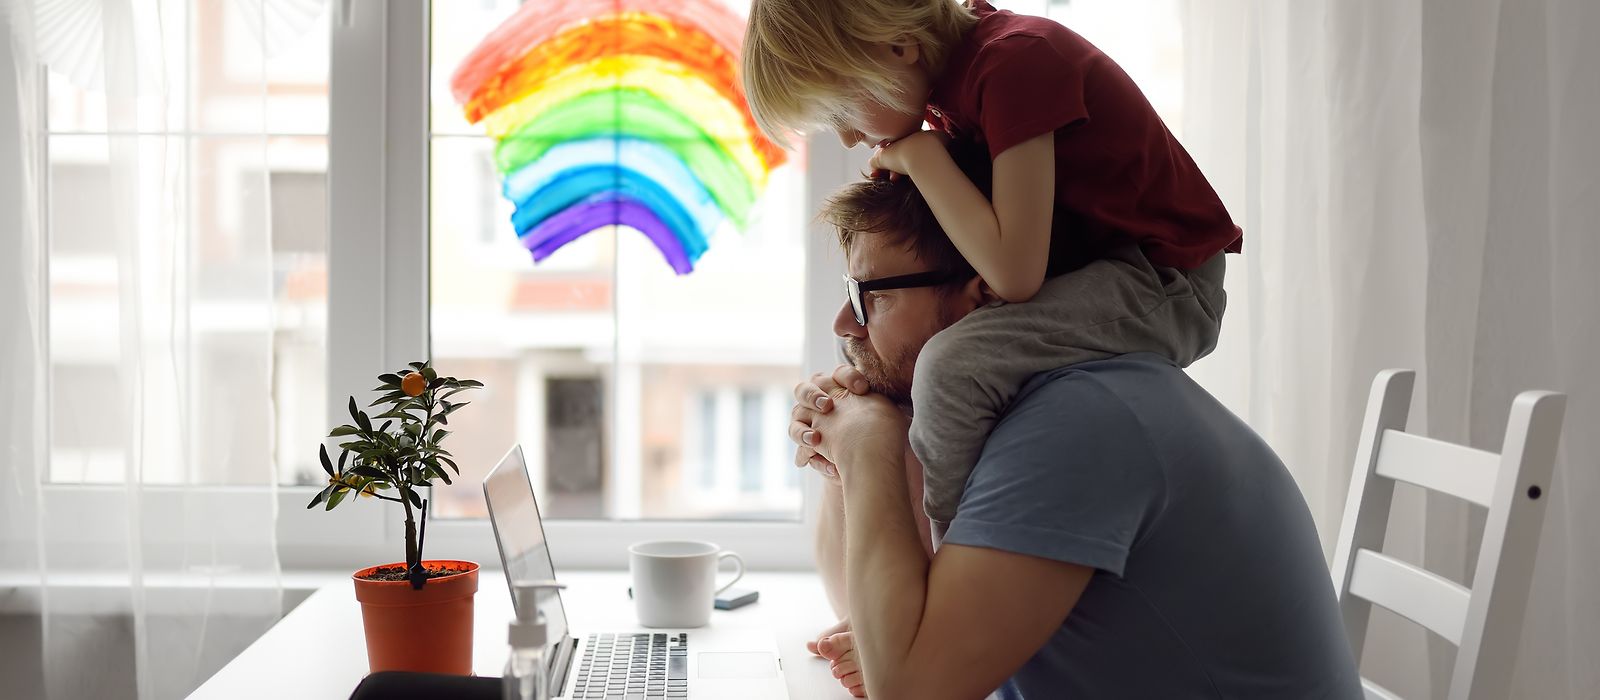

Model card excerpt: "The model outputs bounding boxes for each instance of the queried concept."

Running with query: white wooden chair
[1330,370,1566,700]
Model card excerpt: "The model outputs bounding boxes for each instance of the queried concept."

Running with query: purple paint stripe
[521,194,696,275]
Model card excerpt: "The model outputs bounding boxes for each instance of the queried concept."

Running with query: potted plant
[307,360,484,675]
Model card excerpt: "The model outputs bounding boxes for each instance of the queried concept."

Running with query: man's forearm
[815,480,849,618]
[817,448,932,620]
[841,445,933,696]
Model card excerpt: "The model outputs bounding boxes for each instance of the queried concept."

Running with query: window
[426,0,809,521]
[739,390,763,493]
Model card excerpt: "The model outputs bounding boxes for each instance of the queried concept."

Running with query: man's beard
[841,306,958,409]
[843,338,915,407]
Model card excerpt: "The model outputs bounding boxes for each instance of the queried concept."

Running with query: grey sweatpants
[910,245,1228,546]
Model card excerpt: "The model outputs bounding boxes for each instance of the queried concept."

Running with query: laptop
[483,445,791,700]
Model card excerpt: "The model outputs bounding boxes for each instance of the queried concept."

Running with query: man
[787,148,1361,699]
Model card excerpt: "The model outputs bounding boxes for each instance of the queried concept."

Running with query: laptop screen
[483,445,570,648]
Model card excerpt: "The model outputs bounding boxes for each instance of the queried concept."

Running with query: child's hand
[868,130,951,179]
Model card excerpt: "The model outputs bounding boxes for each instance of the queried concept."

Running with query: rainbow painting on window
[450,0,788,275]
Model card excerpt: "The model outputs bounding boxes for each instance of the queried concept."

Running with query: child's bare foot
[819,631,866,697]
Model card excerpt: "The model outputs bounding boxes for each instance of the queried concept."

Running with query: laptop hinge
[548,635,577,695]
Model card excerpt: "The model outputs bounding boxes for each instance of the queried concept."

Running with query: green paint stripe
[493,87,756,225]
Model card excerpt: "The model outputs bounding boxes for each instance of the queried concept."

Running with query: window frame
[277,0,853,571]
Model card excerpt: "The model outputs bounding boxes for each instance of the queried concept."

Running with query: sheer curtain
[1181,0,1599,697]
[1,1,319,697]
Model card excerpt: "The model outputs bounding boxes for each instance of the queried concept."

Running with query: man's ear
[959,275,1000,308]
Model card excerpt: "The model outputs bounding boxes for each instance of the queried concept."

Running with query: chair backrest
[1330,370,1566,700]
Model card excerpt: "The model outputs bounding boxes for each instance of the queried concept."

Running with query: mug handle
[714,551,745,596]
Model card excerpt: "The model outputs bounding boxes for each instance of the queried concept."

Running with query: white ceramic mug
[627,540,745,628]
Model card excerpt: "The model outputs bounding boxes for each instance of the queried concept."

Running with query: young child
[743,0,1241,544]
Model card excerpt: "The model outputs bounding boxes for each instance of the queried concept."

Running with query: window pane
[429,0,805,520]
[46,134,326,486]
[42,0,330,486]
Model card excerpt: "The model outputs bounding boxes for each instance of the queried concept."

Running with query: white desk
[190,571,850,700]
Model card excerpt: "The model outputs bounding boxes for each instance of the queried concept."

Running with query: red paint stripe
[449,1,785,168]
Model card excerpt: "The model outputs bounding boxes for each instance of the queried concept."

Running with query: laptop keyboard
[571,632,689,699]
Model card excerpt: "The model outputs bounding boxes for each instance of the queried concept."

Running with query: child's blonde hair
[741,0,978,146]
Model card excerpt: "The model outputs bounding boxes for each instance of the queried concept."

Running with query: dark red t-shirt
[926,1,1242,272]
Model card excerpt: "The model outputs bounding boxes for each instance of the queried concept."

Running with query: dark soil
[357,565,459,582]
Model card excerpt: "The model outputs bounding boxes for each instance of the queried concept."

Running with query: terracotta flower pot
[353,560,480,675]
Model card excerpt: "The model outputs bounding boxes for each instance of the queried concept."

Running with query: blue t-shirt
[943,354,1361,699]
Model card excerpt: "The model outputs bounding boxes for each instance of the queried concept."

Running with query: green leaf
[444,401,469,414]
[338,450,349,472]
[440,455,460,474]
[378,373,402,387]
[378,420,393,435]
[421,366,438,382]
[306,483,334,509]
[432,466,453,485]
[457,380,484,388]
[328,425,360,437]
[355,410,372,433]
[326,487,349,511]
[432,429,450,444]
[348,396,360,424]
[318,444,335,477]
[368,391,408,407]
[408,361,426,371]
[349,465,389,480]
[435,413,449,426]
[438,387,475,402]
[405,489,423,509]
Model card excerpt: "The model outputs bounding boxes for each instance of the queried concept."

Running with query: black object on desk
[348,671,503,699]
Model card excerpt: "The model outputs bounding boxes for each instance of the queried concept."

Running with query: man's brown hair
[818,140,991,283]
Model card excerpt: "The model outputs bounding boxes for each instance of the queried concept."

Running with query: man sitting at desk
[786,144,1362,699]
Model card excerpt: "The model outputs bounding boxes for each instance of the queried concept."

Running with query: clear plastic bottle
[504,580,565,700]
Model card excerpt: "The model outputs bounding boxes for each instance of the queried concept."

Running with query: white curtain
[1,1,320,697]
[1181,0,1599,697]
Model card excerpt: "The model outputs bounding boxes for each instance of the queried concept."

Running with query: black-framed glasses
[844,270,970,326]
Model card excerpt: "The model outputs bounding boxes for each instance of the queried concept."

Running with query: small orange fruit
[401,372,426,397]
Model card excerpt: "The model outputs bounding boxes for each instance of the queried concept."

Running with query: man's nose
[836,127,862,149]
[833,300,864,339]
